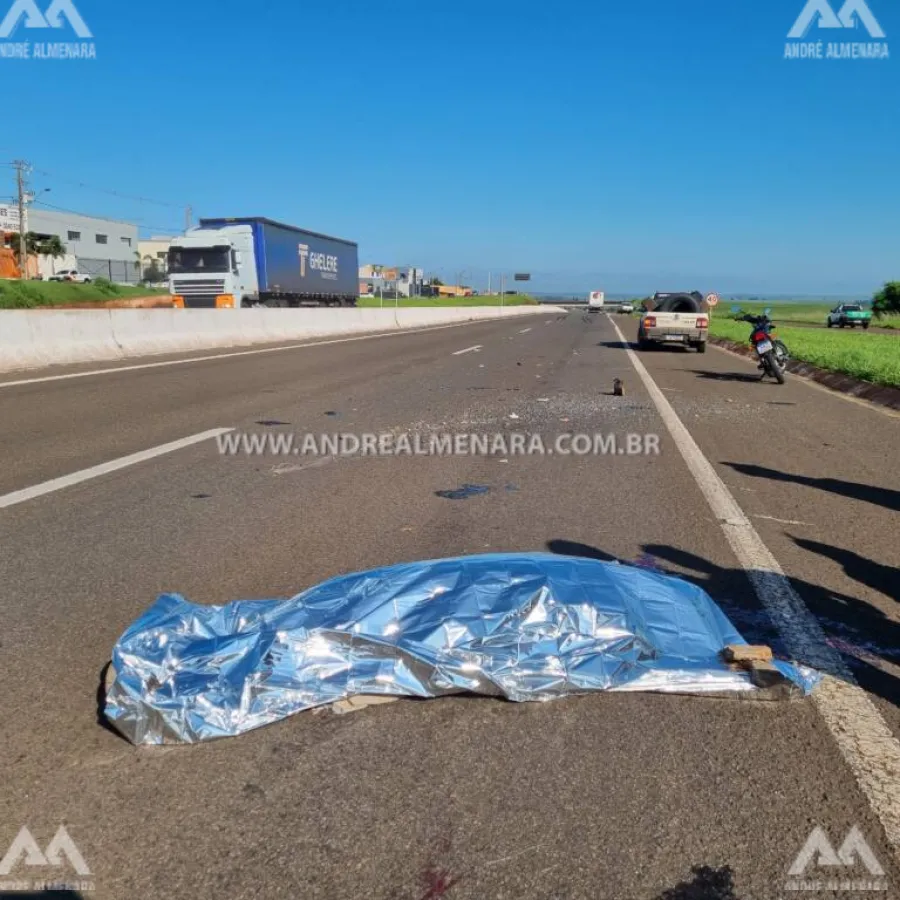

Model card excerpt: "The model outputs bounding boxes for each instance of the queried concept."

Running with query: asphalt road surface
[1,311,898,900]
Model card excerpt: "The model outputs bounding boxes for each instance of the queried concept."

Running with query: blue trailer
[167,217,359,308]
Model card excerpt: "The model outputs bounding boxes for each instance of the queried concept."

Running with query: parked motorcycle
[730,306,789,384]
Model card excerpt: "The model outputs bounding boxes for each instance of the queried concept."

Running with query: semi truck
[167,217,359,309]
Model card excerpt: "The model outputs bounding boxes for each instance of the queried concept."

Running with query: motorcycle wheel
[766,351,786,384]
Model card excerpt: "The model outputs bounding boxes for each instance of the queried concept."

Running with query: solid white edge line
[607,313,900,855]
[0,428,234,510]
[452,345,483,356]
[0,319,519,389]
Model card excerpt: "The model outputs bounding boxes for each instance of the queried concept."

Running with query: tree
[11,231,66,261]
[144,259,165,283]
[429,276,444,286]
[871,281,900,317]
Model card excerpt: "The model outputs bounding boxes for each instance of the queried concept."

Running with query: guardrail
[0,306,560,373]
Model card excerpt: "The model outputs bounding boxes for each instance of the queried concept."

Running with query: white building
[138,236,176,280]
[26,208,140,282]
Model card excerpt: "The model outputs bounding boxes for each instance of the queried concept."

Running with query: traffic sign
[705,293,720,308]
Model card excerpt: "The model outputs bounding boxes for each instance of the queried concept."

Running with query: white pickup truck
[637,292,709,353]
[48,269,93,283]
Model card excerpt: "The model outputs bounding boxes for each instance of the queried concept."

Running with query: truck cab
[168,224,257,309]
[588,291,605,312]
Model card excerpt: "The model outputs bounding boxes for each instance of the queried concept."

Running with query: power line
[30,199,182,235]
[31,167,183,209]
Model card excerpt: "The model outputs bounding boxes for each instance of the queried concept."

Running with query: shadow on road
[722,462,900,513]
[791,537,898,602]
[596,341,632,349]
[0,893,85,899]
[691,370,761,384]
[654,865,740,900]
[95,661,129,743]
[546,539,899,709]
[545,539,616,562]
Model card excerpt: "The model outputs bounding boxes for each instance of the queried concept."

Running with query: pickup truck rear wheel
[694,341,707,353]
[827,320,833,328]
[863,322,870,329]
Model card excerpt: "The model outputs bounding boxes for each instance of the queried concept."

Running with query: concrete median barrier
[0,306,560,373]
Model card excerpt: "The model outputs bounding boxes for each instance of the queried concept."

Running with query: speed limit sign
[705,293,720,308]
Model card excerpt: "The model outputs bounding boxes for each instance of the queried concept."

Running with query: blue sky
[4,0,898,294]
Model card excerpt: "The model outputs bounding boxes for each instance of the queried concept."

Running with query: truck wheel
[863,322,870,330]
[695,341,707,354]
[827,320,833,328]
[839,321,846,328]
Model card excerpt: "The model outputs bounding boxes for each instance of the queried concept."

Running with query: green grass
[357,294,538,308]
[709,315,900,387]
[723,300,900,329]
[0,279,166,309]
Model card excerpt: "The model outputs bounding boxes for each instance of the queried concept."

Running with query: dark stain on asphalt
[190,493,211,500]
[435,484,491,500]
[504,484,519,493]
[256,419,290,426]
[324,410,340,417]
[654,864,740,900]
[417,867,459,900]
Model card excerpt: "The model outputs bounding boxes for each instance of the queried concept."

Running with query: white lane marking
[608,314,900,854]
[754,514,814,527]
[452,345,483,356]
[0,428,234,509]
[518,328,532,334]
[0,320,513,389]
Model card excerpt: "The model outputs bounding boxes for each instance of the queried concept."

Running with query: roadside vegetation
[717,283,900,329]
[357,294,537,308]
[720,300,900,330]
[0,279,166,309]
[708,314,900,388]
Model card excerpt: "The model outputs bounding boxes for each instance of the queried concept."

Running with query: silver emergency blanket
[105,553,820,744]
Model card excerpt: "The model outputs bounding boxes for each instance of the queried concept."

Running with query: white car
[49,269,92,283]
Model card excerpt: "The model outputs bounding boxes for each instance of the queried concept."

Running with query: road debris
[435,484,491,500]
[105,553,821,744]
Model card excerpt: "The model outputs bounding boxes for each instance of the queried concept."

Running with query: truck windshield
[167,246,231,274]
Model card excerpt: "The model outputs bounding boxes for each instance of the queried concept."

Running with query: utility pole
[185,205,193,231]
[488,271,492,296]
[13,160,29,280]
